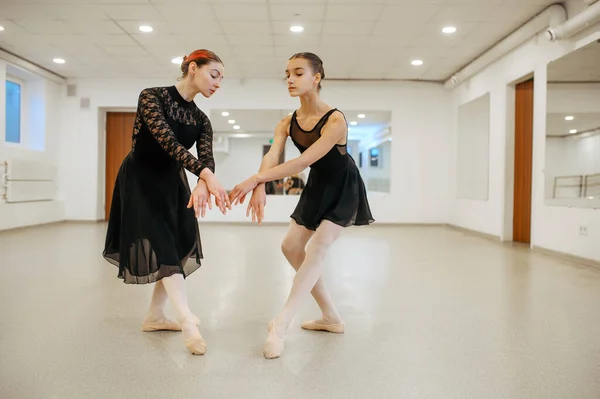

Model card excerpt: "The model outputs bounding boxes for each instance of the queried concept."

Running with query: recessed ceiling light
[350,121,358,126]
[565,116,574,121]
[0,26,4,31]
[357,114,366,118]
[139,25,153,33]
[233,125,240,130]
[53,58,66,64]
[442,26,457,34]
[221,111,229,116]
[411,59,424,66]
[171,57,183,64]
[290,25,304,33]
[228,120,235,124]
[569,129,578,134]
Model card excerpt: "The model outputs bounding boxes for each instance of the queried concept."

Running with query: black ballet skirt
[103,86,215,284]
[289,108,374,231]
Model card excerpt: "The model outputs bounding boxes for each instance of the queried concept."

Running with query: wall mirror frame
[545,40,600,209]
[209,109,392,196]
[456,92,491,201]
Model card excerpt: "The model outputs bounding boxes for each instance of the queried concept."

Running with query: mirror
[209,109,392,195]
[456,93,491,200]
[546,41,600,208]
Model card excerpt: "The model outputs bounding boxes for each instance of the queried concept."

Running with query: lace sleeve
[138,88,206,176]
[197,112,216,174]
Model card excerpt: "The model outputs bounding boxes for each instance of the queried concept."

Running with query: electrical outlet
[579,225,588,236]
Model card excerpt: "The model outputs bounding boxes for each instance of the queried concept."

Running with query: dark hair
[181,49,223,78]
[289,52,325,92]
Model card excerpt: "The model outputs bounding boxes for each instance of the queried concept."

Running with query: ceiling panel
[324,4,384,21]
[269,5,325,20]
[0,0,571,82]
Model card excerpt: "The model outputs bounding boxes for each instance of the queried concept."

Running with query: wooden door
[513,79,534,243]
[105,112,135,220]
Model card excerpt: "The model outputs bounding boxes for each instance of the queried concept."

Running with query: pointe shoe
[142,314,200,332]
[181,319,206,355]
[263,322,285,359]
[301,319,345,334]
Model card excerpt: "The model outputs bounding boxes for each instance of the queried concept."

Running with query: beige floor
[0,222,599,399]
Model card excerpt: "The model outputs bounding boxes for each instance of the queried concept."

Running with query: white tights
[265,220,343,358]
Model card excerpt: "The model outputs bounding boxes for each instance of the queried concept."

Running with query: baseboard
[446,224,502,241]
[532,246,600,269]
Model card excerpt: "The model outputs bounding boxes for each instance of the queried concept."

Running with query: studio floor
[0,222,599,399]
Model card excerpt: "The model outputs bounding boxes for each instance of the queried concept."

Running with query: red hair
[180,49,223,77]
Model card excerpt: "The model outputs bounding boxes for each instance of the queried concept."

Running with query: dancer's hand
[205,175,231,214]
[187,179,212,218]
[246,185,267,225]
[229,175,260,205]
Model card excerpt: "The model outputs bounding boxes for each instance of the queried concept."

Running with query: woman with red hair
[103,49,230,355]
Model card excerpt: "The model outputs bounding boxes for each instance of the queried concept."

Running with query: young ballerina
[228,52,374,359]
[103,49,231,355]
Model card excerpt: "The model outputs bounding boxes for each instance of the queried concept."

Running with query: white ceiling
[547,40,600,83]
[546,112,600,137]
[210,108,391,137]
[0,0,564,81]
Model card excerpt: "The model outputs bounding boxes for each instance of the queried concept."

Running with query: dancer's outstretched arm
[229,112,346,204]
[240,115,291,224]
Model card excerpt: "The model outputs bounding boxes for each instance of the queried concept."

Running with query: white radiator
[2,160,57,203]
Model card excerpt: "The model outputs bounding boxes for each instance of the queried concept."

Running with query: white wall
[61,78,452,224]
[0,60,65,231]
[449,23,600,261]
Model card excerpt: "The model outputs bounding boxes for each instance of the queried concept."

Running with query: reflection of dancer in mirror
[103,49,231,355]
[228,52,374,359]
[284,174,305,195]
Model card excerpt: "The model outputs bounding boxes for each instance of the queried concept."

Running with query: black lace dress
[103,86,215,284]
[289,108,374,231]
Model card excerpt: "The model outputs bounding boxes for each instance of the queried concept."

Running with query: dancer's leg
[280,220,342,325]
[142,280,200,332]
[142,280,179,331]
[265,220,344,358]
[161,273,206,355]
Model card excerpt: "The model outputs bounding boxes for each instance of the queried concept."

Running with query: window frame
[5,75,25,147]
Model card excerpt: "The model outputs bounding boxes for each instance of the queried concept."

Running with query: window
[6,79,21,144]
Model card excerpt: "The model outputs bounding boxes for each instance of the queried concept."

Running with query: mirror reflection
[546,41,600,207]
[456,93,491,201]
[210,109,392,195]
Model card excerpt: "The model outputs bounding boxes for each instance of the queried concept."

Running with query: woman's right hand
[246,185,267,225]
[187,179,211,218]
[204,175,231,214]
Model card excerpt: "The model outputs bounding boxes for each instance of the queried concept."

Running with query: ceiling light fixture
[171,57,183,64]
[233,125,240,130]
[139,25,153,33]
[221,111,229,116]
[357,114,366,118]
[569,129,578,134]
[565,116,574,121]
[350,121,358,126]
[228,120,235,124]
[53,58,66,64]
[442,26,457,34]
[411,59,424,66]
[290,25,304,33]
[0,26,4,31]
